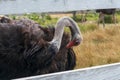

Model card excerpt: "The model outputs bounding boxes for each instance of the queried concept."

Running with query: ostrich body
[96,9,116,27]
[0,17,82,79]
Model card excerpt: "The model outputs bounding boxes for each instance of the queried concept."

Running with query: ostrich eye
[74,39,80,46]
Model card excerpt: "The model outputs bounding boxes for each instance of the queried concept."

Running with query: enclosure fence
[14,63,120,80]
[1,0,120,80]
[0,0,120,14]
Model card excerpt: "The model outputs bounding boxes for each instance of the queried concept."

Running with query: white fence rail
[0,0,120,15]
[14,62,120,80]
[1,0,120,80]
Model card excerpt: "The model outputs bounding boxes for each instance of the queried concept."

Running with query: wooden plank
[14,62,120,80]
[0,0,120,15]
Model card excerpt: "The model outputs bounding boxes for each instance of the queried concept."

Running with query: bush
[104,15,113,23]
[79,23,98,33]
[72,14,87,22]
[100,15,118,23]
[45,14,52,20]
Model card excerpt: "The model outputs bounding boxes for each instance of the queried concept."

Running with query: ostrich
[0,16,82,79]
[96,9,116,27]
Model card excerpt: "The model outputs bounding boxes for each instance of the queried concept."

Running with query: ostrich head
[49,17,83,53]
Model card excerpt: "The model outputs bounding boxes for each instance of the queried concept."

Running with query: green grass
[79,23,98,33]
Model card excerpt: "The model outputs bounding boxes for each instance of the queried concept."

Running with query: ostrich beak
[66,35,82,48]
[66,40,75,48]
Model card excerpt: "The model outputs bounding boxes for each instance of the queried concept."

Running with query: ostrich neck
[50,17,82,51]
[50,22,64,50]
[68,18,81,37]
